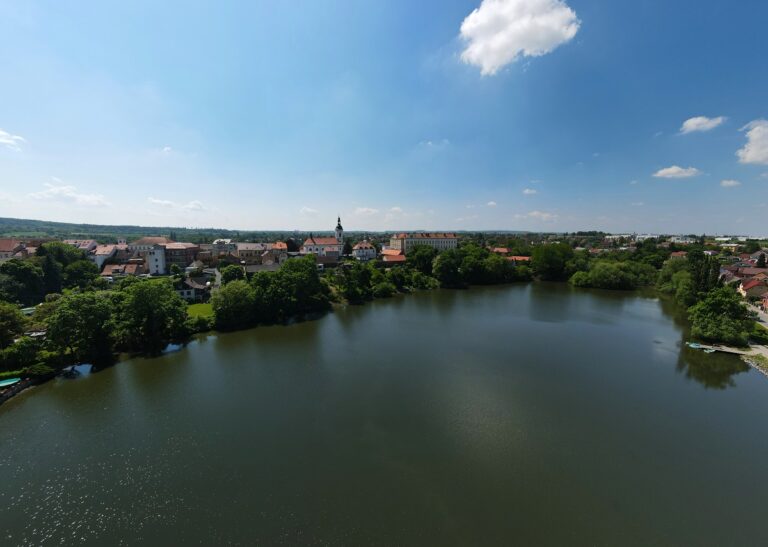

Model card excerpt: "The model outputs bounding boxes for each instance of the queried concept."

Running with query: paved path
[748,303,768,325]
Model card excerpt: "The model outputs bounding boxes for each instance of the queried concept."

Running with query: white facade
[352,241,377,261]
[147,245,167,275]
[389,233,458,254]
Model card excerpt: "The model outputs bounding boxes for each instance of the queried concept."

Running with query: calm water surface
[1,284,767,545]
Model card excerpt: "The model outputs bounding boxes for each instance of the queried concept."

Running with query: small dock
[686,342,749,355]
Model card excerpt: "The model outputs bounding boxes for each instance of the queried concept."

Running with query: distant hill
[0,217,531,243]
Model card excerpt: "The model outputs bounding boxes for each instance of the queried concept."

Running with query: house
[506,256,532,265]
[63,239,98,253]
[352,240,376,261]
[236,242,269,264]
[129,236,175,252]
[212,239,237,256]
[737,267,768,280]
[175,278,210,302]
[101,260,146,278]
[381,249,406,264]
[0,239,25,261]
[164,243,200,272]
[670,236,697,245]
[491,247,510,255]
[670,251,688,258]
[90,244,117,269]
[738,279,768,299]
[301,217,344,256]
[388,233,458,254]
[272,241,288,252]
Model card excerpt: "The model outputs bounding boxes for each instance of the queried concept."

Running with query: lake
[1,284,767,546]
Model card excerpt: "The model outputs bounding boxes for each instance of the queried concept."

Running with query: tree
[41,254,63,294]
[116,280,188,354]
[220,264,245,285]
[170,264,182,276]
[343,241,353,255]
[63,259,99,290]
[211,280,256,330]
[531,243,574,281]
[337,262,373,303]
[0,259,45,305]
[37,241,87,267]
[758,253,766,268]
[688,286,756,346]
[0,301,26,349]
[433,249,464,288]
[46,292,114,365]
[408,245,438,276]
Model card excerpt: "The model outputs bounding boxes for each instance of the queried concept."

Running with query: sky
[1,0,767,234]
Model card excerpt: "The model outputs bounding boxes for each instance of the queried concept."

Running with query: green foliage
[0,259,45,305]
[220,264,245,285]
[372,281,397,298]
[337,262,374,303]
[212,280,256,330]
[569,260,658,290]
[26,363,56,377]
[37,241,87,266]
[41,254,63,294]
[688,286,756,347]
[0,337,41,372]
[433,249,464,288]
[407,245,438,276]
[750,323,768,344]
[757,253,766,268]
[116,279,189,354]
[46,292,114,365]
[0,301,26,350]
[531,243,574,281]
[63,259,99,290]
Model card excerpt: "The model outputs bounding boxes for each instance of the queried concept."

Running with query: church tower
[335,216,344,243]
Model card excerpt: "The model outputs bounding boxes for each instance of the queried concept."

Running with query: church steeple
[335,216,344,242]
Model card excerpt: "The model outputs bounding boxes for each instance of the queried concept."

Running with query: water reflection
[676,346,750,389]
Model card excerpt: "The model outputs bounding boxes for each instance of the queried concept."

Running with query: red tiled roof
[131,236,174,246]
[383,255,406,262]
[353,241,375,250]
[491,247,510,254]
[0,238,22,252]
[741,279,767,291]
[272,242,288,250]
[670,251,688,257]
[303,237,340,246]
[381,249,404,256]
[739,267,768,277]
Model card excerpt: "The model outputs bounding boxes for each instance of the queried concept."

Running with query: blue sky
[1,0,767,234]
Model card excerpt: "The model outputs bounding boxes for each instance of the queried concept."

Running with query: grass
[187,303,214,319]
[743,353,768,374]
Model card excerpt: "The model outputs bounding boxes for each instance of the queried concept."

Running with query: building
[212,239,237,256]
[128,236,175,253]
[147,245,167,275]
[381,249,406,264]
[0,239,25,261]
[738,279,768,299]
[352,240,377,261]
[164,242,200,272]
[90,244,117,269]
[236,242,269,264]
[389,233,458,254]
[670,236,698,245]
[63,239,98,253]
[301,217,344,256]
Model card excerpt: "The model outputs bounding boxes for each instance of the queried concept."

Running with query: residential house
[236,242,269,264]
[0,239,25,262]
[739,279,768,299]
[175,278,210,303]
[388,233,458,254]
[129,236,175,252]
[352,240,377,261]
[101,260,146,278]
[164,242,200,272]
[381,249,406,264]
[670,251,688,258]
[212,239,237,256]
[91,244,117,269]
[63,239,98,253]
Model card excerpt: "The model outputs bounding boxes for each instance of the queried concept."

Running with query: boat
[0,378,21,389]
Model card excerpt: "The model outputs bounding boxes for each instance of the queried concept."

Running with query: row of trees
[0,279,189,375]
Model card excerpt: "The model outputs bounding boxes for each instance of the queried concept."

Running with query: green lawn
[187,303,214,319]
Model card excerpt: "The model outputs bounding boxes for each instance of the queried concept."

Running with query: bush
[26,363,56,378]
[372,282,397,298]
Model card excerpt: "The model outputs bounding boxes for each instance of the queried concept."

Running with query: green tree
[37,241,87,267]
[433,249,464,288]
[63,259,99,290]
[343,241,353,255]
[531,243,574,281]
[0,259,45,305]
[46,292,114,365]
[0,301,26,349]
[408,245,438,276]
[688,286,755,346]
[220,264,245,285]
[116,280,188,354]
[41,254,63,294]
[212,280,256,330]
[757,253,766,268]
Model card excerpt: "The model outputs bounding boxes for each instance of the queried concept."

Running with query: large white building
[389,233,458,254]
[352,240,376,261]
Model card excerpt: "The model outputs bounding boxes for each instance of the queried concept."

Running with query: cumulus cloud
[148,197,206,211]
[0,128,26,151]
[653,165,701,179]
[720,179,741,188]
[460,0,580,76]
[385,206,405,222]
[29,179,109,206]
[487,201,497,207]
[354,207,379,216]
[522,188,537,195]
[680,116,726,134]
[737,120,768,165]
[299,206,318,216]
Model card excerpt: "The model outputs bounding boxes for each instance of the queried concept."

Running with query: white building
[300,217,344,256]
[352,240,376,261]
[389,233,458,254]
[147,245,167,275]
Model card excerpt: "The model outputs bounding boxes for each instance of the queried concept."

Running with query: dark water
[2,284,767,546]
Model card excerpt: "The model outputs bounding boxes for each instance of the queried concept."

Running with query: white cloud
[148,197,206,211]
[29,180,109,206]
[737,120,768,165]
[161,146,173,154]
[384,206,405,222]
[0,128,26,151]
[389,206,403,214]
[629,180,638,185]
[460,0,580,76]
[522,188,537,195]
[354,207,379,216]
[720,179,741,188]
[487,201,497,207]
[517,210,558,222]
[419,138,450,149]
[680,116,726,134]
[653,165,701,179]
[299,206,318,216]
